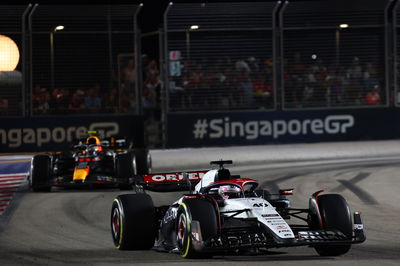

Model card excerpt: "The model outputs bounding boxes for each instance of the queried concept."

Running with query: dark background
[2,0,379,61]
[2,0,350,33]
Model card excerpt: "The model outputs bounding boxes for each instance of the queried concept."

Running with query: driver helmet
[85,135,103,156]
[218,185,242,199]
[86,136,100,145]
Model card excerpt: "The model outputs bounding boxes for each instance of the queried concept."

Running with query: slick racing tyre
[177,199,218,258]
[115,153,136,190]
[111,194,156,250]
[314,194,352,256]
[30,155,52,192]
[134,149,152,175]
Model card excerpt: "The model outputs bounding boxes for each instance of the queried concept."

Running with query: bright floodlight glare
[55,25,64,31]
[0,35,20,71]
[311,54,317,60]
[190,25,199,30]
[339,24,349,28]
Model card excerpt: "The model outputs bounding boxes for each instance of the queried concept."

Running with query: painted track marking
[0,173,28,215]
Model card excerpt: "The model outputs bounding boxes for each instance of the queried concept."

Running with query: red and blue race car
[29,131,151,191]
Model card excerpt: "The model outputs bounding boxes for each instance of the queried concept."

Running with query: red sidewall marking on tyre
[178,220,184,240]
[113,210,119,237]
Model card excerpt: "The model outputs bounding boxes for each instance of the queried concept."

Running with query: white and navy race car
[111,160,365,258]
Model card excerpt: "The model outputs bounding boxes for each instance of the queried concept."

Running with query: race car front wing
[200,212,365,250]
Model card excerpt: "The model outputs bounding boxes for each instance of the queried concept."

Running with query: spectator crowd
[32,55,161,116]
[285,53,382,108]
[169,56,274,111]
[169,53,383,111]
[16,52,385,116]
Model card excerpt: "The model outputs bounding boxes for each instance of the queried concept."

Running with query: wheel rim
[177,212,187,249]
[112,208,120,239]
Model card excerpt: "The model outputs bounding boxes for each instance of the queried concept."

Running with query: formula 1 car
[111,160,365,258]
[29,131,151,191]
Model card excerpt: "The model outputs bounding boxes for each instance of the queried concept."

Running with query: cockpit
[208,184,243,199]
[73,133,105,158]
[204,181,259,200]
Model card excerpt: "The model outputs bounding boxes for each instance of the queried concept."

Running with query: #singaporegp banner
[0,115,144,152]
[167,108,400,148]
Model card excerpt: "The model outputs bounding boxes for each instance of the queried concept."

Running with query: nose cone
[73,167,89,181]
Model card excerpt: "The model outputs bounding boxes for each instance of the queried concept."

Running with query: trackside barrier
[167,108,400,148]
[0,115,144,153]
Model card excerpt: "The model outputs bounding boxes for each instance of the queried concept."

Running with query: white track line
[0,173,28,178]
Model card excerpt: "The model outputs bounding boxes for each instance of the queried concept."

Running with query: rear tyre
[111,194,156,250]
[30,155,52,192]
[115,153,136,190]
[314,194,352,256]
[177,199,217,259]
[134,150,151,175]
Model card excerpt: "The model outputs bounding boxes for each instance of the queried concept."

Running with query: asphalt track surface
[0,156,400,265]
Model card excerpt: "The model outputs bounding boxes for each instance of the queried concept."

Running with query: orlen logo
[144,171,207,183]
[0,122,119,148]
[193,115,354,140]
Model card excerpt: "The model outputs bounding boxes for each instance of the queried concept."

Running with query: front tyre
[177,199,217,258]
[30,155,52,192]
[111,194,156,250]
[314,194,352,256]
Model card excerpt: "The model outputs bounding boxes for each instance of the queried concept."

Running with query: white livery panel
[221,198,295,239]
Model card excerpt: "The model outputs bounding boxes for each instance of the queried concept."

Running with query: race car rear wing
[135,170,209,192]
